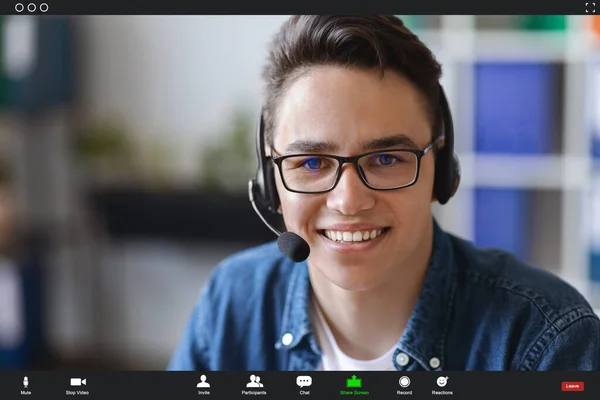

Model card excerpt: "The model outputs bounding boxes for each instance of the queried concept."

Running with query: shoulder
[447,233,600,370]
[449,233,594,320]
[203,241,295,300]
[185,241,292,327]
[172,241,296,370]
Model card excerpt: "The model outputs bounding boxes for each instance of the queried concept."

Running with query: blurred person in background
[168,15,600,371]
[0,165,21,368]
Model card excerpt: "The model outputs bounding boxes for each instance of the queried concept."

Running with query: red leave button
[562,382,584,392]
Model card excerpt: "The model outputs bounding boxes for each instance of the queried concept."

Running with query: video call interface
[0,9,599,400]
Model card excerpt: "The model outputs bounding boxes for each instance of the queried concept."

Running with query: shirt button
[396,352,410,366]
[429,357,441,369]
[281,333,294,346]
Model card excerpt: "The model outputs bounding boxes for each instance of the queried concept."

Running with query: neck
[309,219,434,360]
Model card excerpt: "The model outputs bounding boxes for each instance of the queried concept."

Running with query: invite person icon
[197,375,210,388]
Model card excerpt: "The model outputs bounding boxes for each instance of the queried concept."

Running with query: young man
[168,15,600,371]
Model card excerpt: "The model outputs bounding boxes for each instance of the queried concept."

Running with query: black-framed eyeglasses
[270,135,445,194]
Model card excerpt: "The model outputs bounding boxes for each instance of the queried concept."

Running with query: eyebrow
[284,133,419,154]
[285,140,338,153]
[362,134,419,151]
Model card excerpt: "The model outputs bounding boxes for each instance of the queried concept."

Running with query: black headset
[248,84,461,234]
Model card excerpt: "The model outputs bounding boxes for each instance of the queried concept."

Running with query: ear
[431,185,440,203]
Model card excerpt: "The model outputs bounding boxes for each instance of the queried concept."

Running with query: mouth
[318,227,391,244]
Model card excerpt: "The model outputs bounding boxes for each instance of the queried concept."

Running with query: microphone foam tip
[277,232,310,262]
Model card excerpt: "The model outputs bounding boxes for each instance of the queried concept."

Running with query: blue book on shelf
[594,138,600,159]
[588,59,600,160]
[593,60,600,159]
[591,253,600,283]
[475,62,557,154]
[593,74,600,159]
[591,174,600,282]
[474,188,529,261]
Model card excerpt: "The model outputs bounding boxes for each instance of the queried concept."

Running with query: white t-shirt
[311,297,397,371]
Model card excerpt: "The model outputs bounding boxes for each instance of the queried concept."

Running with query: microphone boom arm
[248,180,281,237]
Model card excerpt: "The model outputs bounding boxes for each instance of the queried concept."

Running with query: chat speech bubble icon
[296,376,312,388]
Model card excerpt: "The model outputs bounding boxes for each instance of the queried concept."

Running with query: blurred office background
[0,15,599,370]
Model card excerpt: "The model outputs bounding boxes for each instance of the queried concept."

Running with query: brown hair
[261,15,443,146]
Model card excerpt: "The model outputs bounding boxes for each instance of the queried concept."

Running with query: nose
[326,164,375,215]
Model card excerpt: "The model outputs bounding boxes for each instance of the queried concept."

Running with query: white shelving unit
[417,16,600,306]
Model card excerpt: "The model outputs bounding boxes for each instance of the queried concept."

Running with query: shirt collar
[277,218,457,371]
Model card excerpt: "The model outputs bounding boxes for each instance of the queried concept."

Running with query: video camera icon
[70,378,86,387]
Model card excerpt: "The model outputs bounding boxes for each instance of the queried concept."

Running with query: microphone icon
[23,376,29,388]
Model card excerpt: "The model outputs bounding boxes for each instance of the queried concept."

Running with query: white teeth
[323,229,385,243]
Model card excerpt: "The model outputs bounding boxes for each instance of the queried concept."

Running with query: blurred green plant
[200,107,256,192]
[74,115,176,189]
[75,116,134,163]
[137,138,177,189]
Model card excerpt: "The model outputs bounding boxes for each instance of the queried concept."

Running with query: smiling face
[272,66,437,291]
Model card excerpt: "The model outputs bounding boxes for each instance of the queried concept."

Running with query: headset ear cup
[434,151,460,205]
[434,84,460,205]
[255,166,266,201]
[450,154,461,198]
[433,148,449,204]
[264,161,280,212]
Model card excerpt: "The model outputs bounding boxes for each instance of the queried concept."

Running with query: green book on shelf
[517,15,567,31]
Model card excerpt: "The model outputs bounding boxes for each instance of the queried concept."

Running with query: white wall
[78,15,290,182]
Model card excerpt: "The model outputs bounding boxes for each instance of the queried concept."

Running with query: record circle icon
[399,376,410,388]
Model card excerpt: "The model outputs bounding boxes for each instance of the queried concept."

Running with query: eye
[299,157,323,171]
[373,153,402,166]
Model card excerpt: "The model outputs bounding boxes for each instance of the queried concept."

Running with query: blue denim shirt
[168,220,600,371]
